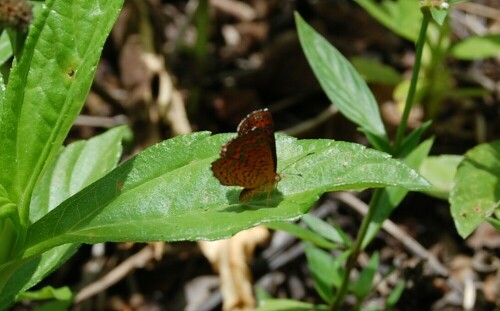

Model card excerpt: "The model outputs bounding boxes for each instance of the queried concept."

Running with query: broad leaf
[0,127,127,310]
[450,140,500,238]
[0,0,124,224]
[31,126,129,223]
[23,133,429,258]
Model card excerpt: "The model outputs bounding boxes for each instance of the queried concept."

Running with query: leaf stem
[330,188,383,310]
[393,11,431,151]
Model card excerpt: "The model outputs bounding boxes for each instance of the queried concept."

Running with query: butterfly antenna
[280,152,315,176]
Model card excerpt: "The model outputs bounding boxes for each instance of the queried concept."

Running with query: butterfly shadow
[221,189,285,212]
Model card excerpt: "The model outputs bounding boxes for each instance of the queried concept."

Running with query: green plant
[0,1,430,310]
[354,0,497,119]
[255,3,474,311]
[257,2,499,310]
[354,0,500,237]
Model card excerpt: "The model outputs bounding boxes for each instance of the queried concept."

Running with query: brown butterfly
[211,109,281,202]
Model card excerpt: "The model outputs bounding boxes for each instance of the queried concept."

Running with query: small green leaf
[18,286,73,311]
[385,279,406,310]
[350,252,379,299]
[430,6,448,26]
[355,0,422,41]
[295,13,387,140]
[450,35,500,60]
[362,138,434,248]
[0,32,13,66]
[304,243,336,304]
[302,214,351,246]
[23,133,430,258]
[351,57,402,85]
[419,155,463,199]
[450,140,500,238]
[18,285,72,301]
[258,298,327,311]
[266,222,336,249]
[486,217,500,231]
[397,120,432,158]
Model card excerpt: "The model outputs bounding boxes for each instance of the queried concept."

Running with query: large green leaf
[450,140,500,238]
[23,133,429,258]
[0,0,124,224]
[30,126,129,223]
[295,13,387,141]
[0,127,127,310]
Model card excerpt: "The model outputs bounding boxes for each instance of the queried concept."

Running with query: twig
[332,192,449,276]
[281,105,338,136]
[74,245,155,303]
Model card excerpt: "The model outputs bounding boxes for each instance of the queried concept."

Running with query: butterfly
[211,108,281,202]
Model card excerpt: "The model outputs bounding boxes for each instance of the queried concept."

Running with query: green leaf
[396,120,432,158]
[355,0,422,42]
[304,243,337,304]
[266,222,336,249]
[450,140,500,238]
[429,6,448,26]
[30,126,129,223]
[258,298,327,311]
[0,128,126,309]
[350,57,402,85]
[419,155,463,199]
[302,214,351,246]
[0,32,13,66]
[0,245,78,310]
[0,0,125,225]
[349,252,379,299]
[18,285,72,301]
[19,286,73,311]
[486,217,500,231]
[295,13,387,140]
[362,138,434,248]
[23,133,430,258]
[385,279,405,310]
[450,34,500,60]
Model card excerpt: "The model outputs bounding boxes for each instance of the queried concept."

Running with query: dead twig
[74,245,155,304]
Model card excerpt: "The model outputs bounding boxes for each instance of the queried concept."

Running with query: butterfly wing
[211,108,279,201]
[211,128,276,189]
[236,109,277,173]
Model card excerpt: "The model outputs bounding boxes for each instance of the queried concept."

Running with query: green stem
[393,11,431,151]
[330,189,383,310]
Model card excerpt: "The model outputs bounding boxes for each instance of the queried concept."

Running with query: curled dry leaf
[199,226,270,311]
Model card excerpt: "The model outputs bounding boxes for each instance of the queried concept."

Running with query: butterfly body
[211,109,280,202]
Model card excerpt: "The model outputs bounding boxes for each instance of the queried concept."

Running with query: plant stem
[393,11,431,151]
[330,189,383,310]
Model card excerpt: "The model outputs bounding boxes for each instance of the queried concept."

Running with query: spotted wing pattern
[211,108,280,201]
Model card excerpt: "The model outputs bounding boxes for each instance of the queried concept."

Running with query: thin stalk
[330,189,383,310]
[393,11,431,151]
